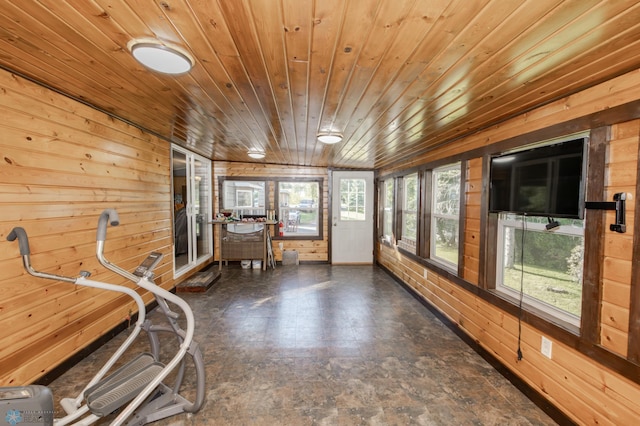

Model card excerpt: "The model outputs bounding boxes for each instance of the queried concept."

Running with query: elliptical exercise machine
[0,209,205,425]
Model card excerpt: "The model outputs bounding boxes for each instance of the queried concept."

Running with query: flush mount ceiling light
[247,149,265,159]
[317,132,343,144]
[128,39,194,75]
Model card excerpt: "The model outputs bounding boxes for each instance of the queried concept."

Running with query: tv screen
[489,138,586,218]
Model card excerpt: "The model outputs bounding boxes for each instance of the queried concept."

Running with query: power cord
[517,215,526,361]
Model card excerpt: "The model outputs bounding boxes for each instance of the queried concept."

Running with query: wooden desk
[211,221,276,271]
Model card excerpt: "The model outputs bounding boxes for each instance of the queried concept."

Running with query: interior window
[431,163,461,269]
[277,181,321,238]
[496,214,584,326]
[221,180,266,217]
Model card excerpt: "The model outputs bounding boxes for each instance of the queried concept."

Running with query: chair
[287,210,300,232]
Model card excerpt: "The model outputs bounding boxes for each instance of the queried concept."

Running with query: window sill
[488,289,580,336]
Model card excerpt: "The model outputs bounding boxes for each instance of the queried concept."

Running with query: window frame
[429,162,462,271]
[275,178,323,240]
[494,213,584,329]
[379,178,395,245]
[398,172,419,253]
[339,177,367,221]
[219,177,268,217]
[484,134,590,332]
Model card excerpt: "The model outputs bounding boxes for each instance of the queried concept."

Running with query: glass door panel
[172,145,212,277]
[194,157,211,262]
[173,150,190,271]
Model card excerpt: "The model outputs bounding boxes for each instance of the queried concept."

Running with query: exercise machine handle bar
[7,227,77,284]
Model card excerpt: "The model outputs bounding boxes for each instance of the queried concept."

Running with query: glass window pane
[340,178,366,221]
[222,180,266,217]
[497,214,584,323]
[431,164,460,268]
[382,179,394,241]
[236,190,253,208]
[278,181,320,237]
[400,173,418,253]
[433,217,459,264]
[434,167,460,215]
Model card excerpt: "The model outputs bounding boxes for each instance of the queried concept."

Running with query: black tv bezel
[488,137,588,219]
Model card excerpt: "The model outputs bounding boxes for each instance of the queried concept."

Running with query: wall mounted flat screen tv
[489,137,587,219]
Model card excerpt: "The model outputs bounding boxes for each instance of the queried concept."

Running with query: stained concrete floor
[47,264,558,425]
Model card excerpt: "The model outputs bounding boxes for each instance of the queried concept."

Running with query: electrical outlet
[278,242,284,250]
[423,268,428,279]
[541,336,553,359]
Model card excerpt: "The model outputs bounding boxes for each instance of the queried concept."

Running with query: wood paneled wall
[213,162,329,262]
[0,70,177,386]
[377,71,640,424]
[463,158,482,285]
[600,120,638,357]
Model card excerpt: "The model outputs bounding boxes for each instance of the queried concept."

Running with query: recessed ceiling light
[128,39,194,75]
[317,133,343,144]
[248,150,265,159]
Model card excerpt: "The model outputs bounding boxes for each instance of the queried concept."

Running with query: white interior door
[331,171,374,264]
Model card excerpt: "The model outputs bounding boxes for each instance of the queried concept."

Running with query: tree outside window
[496,214,584,326]
[431,164,461,268]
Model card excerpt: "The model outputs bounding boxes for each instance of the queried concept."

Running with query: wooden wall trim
[456,160,467,276]
[581,126,610,344]
[477,155,491,288]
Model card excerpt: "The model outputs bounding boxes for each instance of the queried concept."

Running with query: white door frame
[172,144,213,278]
[331,170,375,264]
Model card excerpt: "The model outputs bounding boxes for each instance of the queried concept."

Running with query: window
[221,180,266,217]
[496,214,584,326]
[236,189,253,208]
[277,180,321,238]
[340,178,366,220]
[399,173,418,253]
[431,163,461,269]
[381,179,394,243]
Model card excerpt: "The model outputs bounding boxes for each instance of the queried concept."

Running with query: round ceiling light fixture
[247,149,265,159]
[317,132,343,144]
[128,39,194,75]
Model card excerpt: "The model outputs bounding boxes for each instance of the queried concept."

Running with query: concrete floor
[48,264,557,425]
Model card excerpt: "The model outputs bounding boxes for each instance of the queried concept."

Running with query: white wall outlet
[541,336,553,359]
[278,242,284,250]
[423,268,428,279]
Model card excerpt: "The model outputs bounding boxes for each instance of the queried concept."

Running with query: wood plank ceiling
[1,0,640,169]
